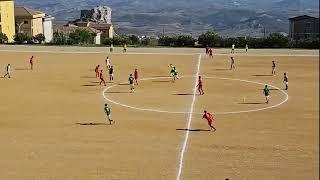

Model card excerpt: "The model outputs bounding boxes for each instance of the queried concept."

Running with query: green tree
[14,33,33,44]
[34,34,45,44]
[52,32,67,45]
[68,29,95,45]
[198,31,222,47]
[0,32,8,44]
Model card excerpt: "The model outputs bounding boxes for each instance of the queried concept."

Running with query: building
[289,15,319,40]
[15,7,45,36]
[0,0,16,42]
[43,15,54,42]
[53,23,102,45]
[74,21,114,39]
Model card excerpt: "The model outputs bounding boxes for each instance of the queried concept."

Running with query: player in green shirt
[283,73,288,90]
[129,74,135,93]
[104,104,114,125]
[263,85,270,104]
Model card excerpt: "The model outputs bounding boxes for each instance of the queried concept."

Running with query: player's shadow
[258,88,280,91]
[14,68,29,70]
[80,76,97,79]
[81,84,98,87]
[214,68,230,71]
[238,102,265,105]
[76,123,109,126]
[176,128,211,132]
[152,80,172,83]
[252,75,273,77]
[173,93,194,96]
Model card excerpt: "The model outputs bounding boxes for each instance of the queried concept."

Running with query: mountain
[15,0,319,37]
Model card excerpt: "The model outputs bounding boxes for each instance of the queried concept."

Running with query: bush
[159,35,195,47]
[0,32,8,44]
[68,29,95,45]
[14,33,33,44]
[34,34,45,44]
[52,32,67,45]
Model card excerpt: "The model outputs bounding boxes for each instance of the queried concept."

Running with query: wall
[16,18,32,35]
[108,25,114,39]
[0,0,15,42]
[291,18,320,40]
[32,17,43,36]
[43,17,54,42]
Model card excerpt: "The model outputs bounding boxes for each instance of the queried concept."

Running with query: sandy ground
[0,46,318,180]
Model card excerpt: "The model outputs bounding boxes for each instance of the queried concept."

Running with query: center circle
[102,76,289,115]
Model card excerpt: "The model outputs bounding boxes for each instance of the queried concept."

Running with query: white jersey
[232,44,235,49]
[6,65,10,72]
[106,58,110,66]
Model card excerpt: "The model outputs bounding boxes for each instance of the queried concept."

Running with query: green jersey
[129,76,134,84]
[284,75,288,82]
[263,87,270,96]
[104,106,111,115]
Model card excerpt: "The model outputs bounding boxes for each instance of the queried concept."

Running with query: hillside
[15,0,319,37]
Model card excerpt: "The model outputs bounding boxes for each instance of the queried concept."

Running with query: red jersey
[95,66,99,72]
[198,79,203,87]
[209,49,213,54]
[203,113,213,122]
[100,72,104,80]
[134,71,139,79]
[30,57,33,64]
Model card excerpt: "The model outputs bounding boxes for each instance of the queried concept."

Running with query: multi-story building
[289,15,319,40]
[0,0,16,42]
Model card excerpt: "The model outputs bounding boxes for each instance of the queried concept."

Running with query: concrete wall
[0,0,15,42]
[43,17,54,43]
[32,17,44,36]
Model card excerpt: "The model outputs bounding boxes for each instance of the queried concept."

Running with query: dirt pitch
[0,46,318,180]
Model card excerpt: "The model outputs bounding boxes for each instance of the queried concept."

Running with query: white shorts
[106,114,111,120]
[285,82,288,85]
[130,84,134,88]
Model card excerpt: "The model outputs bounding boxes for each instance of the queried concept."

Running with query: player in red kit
[197,76,204,95]
[209,48,213,59]
[29,56,34,70]
[99,70,106,86]
[95,65,100,78]
[202,110,216,131]
[134,68,139,85]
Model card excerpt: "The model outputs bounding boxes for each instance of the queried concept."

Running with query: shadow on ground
[176,128,211,132]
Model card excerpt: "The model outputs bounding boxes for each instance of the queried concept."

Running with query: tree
[14,33,33,44]
[34,34,45,44]
[129,35,139,45]
[0,32,8,44]
[198,31,222,47]
[52,32,67,45]
[68,29,95,45]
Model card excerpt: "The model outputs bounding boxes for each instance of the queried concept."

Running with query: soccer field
[0,47,318,180]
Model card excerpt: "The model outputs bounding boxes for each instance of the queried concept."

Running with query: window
[24,21,28,24]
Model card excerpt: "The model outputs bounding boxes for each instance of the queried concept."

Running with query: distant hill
[15,0,319,37]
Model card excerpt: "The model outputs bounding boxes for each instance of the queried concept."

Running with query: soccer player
[104,104,114,125]
[231,44,235,53]
[3,64,11,78]
[109,66,114,81]
[95,65,100,78]
[230,57,235,70]
[123,44,127,53]
[245,44,248,52]
[128,74,135,93]
[105,57,111,69]
[99,70,106,86]
[209,48,213,59]
[272,61,276,76]
[283,73,288,90]
[29,56,34,70]
[134,68,139,85]
[263,85,270,104]
[202,110,216,131]
[197,76,204,95]
[169,64,178,81]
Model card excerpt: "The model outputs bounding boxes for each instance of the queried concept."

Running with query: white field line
[102,75,289,115]
[176,54,202,180]
[0,49,318,57]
